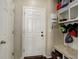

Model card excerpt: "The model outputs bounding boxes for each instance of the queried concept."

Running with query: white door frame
[22,6,47,58]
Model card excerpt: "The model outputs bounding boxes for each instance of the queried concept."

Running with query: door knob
[41,35,44,37]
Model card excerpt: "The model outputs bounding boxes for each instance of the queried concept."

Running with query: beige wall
[46,0,57,56]
[14,1,22,59]
[53,24,64,45]
[14,0,56,59]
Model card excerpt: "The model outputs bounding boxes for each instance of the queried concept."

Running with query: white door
[22,7,46,57]
[0,0,14,59]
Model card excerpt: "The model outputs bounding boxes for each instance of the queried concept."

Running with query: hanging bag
[65,33,73,43]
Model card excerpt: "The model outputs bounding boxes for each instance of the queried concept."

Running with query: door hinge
[12,30,15,34]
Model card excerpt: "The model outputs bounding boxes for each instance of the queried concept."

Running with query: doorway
[22,7,46,58]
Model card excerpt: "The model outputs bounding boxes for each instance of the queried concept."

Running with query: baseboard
[45,56,52,59]
[21,55,52,59]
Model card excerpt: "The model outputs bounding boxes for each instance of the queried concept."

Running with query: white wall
[14,0,56,59]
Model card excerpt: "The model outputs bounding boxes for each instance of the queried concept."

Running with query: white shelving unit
[55,0,78,59]
[58,0,78,50]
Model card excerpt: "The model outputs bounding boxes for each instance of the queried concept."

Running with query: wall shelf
[58,17,78,23]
